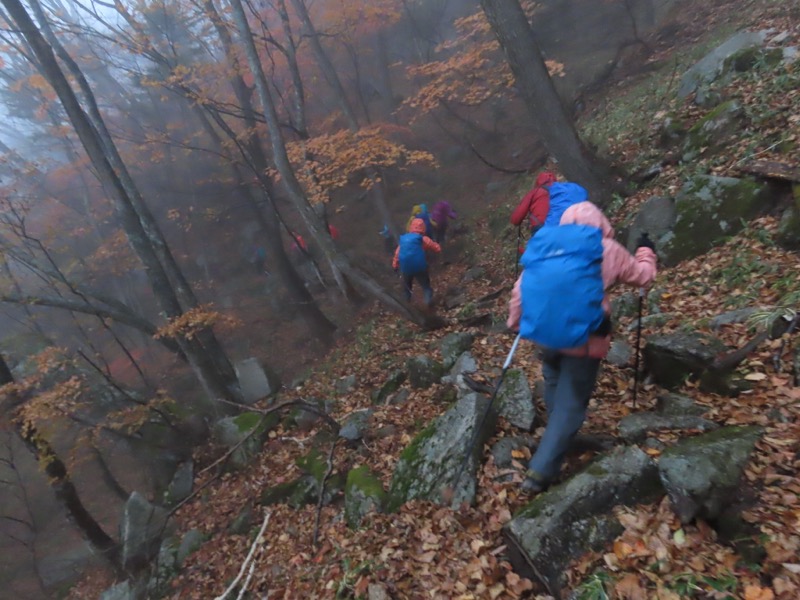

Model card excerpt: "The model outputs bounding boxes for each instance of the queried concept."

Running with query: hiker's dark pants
[402,270,432,305]
[527,350,601,481]
[433,224,447,244]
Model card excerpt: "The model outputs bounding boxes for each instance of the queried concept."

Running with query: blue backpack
[398,232,427,274]
[544,182,589,227]
[519,224,605,349]
[418,212,434,237]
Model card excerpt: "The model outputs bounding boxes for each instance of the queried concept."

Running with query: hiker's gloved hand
[636,232,656,252]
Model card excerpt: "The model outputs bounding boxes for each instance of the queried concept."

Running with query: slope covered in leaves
[69,1,799,599]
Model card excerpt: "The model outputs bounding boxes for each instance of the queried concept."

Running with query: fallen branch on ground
[214,510,270,600]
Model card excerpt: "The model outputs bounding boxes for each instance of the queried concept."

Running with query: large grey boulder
[339,409,373,442]
[212,412,275,470]
[606,340,633,367]
[625,196,677,254]
[496,369,536,431]
[659,175,775,266]
[644,332,727,390]
[618,412,718,442]
[388,393,497,510]
[504,447,663,595]
[163,460,193,507]
[234,357,281,404]
[121,492,169,571]
[659,426,762,523]
[448,351,478,378]
[440,352,480,399]
[678,30,769,99]
[407,355,444,389]
[344,466,387,528]
[682,101,746,162]
[440,332,475,370]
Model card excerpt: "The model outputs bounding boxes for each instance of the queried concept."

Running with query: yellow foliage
[154,304,242,341]
[285,127,436,204]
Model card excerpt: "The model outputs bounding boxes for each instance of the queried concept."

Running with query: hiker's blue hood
[544,182,589,227]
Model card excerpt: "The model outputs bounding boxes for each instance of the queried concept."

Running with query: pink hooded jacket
[507,201,657,359]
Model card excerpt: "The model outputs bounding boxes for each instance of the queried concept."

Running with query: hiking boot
[520,471,549,495]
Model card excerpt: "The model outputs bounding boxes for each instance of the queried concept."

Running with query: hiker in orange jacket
[393,218,441,305]
[510,171,557,233]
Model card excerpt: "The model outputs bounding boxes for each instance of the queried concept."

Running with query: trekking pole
[632,287,645,409]
[514,224,522,279]
[441,333,522,505]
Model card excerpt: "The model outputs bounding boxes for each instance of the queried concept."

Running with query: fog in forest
[0,0,681,596]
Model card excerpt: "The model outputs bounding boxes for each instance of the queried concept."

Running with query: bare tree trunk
[288,0,399,237]
[3,0,240,411]
[1,354,123,573]
[275,0,308,138]
[479,0,617,201]
[227,0,439,328]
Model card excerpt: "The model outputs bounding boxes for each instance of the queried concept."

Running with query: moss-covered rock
[776,198,800,251]
[212,412,277,470]
[722,45,783,74]
[260,476,318,508]
[406,355,444,389]
[659,175,775,266]
[370,369,406,404]
[643,332,727,390]
[387,393,496,511]
[658,426,762,523]
[295,448,328,482]
[344,466,387,528]
[682,101,745,162]
[440,332,475,370]
[504,446,663,595]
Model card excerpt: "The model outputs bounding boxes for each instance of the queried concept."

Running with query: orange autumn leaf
[744,585,775,600]
[615,573,647,600]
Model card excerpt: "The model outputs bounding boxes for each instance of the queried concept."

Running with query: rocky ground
[71,1,800,598]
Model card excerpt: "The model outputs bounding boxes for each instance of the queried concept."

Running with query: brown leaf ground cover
[70,1,799,598]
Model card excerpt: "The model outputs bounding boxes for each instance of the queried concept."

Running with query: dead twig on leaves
[214,510,271,600]
[312,438,337,549]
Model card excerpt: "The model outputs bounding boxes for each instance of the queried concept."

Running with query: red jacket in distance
[510,171,557,229]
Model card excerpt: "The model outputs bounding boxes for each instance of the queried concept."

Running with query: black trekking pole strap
[448,333,522,499]
[633,287,644,408]
[514,224,522,279]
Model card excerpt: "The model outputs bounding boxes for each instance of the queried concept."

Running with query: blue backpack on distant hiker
[398,233,428,274]
[519,224,605,349]
[417,208,434,237]
[544,182,589,227]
